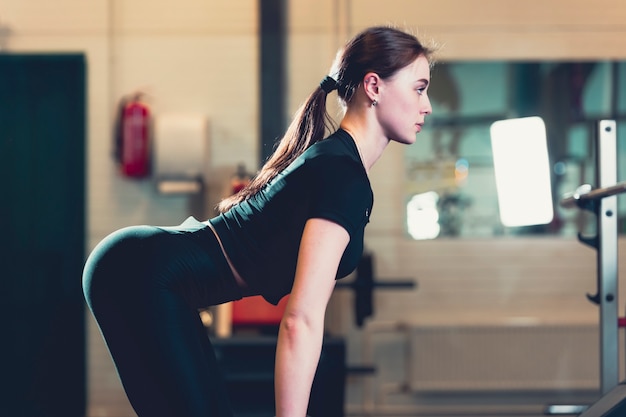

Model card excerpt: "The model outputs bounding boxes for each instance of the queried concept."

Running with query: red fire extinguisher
[114,93,151,178]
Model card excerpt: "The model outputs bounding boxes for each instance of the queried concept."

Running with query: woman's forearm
[274,315,324,417]
[274,218,348,417]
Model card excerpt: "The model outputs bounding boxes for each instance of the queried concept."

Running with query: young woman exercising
[83,25,434,417]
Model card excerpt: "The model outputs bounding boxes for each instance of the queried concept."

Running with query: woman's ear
[362,72,380,102]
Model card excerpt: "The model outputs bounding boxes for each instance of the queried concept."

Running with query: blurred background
[1,1,626,416]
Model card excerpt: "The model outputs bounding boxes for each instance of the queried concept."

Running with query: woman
[83,25,434,417]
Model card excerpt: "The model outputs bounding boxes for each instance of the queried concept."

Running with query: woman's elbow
[280,311,322,339]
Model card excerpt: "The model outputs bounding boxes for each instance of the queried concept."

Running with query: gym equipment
[212,336,345,417]
[336,252,416,327]
[210,253,415,416]
[577,383,626,417]
[545,120,626,415]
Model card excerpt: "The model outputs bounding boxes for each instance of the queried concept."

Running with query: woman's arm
[274,218,350,417]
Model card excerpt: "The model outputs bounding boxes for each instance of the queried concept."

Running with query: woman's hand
[274,218,349,417]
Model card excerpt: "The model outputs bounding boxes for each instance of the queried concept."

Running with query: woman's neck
[340,117,388,172]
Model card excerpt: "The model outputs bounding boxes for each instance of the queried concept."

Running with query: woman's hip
[82,221,242,311]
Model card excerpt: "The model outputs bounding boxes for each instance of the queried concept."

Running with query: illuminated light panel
[406,191,441,240]
[490,117,554,227]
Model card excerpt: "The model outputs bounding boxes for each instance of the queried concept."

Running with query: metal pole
[596,119,619,395]
[547,120,621,414]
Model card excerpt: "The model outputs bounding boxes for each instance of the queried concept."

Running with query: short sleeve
[308,155,373,238]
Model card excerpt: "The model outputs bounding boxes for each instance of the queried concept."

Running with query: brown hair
[218,26,434,212]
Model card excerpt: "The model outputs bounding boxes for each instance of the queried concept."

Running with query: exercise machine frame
[547,120,625,415]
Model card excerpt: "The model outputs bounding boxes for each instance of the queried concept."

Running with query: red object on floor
[232,295,289,326]
[618,317,626,328]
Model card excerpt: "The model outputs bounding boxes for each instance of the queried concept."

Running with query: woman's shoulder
[304,129,360,163]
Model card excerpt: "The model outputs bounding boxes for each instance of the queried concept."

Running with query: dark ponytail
[218,85,336,212]
[218,25,434,212]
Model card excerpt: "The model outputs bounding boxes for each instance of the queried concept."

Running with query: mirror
[405,60,626,239]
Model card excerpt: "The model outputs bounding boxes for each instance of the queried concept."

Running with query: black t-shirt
[209,129,373,305]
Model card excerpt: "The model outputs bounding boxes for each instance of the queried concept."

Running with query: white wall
[1,0,258,247]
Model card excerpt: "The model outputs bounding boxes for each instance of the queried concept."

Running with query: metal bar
[596,120,619,395]
[560,181,626,208]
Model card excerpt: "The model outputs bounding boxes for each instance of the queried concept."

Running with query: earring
[372,99,378,107]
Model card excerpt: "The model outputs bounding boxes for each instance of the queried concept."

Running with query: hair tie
[319,76,337,94]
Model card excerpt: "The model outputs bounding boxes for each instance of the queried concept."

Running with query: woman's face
[376,54,432,145]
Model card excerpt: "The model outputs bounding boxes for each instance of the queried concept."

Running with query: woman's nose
[422,95,432,115]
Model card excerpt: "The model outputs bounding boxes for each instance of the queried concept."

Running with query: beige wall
[4,0,626,414]
[1,0,258,246]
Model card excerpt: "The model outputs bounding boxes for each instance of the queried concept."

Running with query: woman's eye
[417,87,426,95]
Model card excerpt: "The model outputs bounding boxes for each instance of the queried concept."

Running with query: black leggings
[82,217,242,417]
